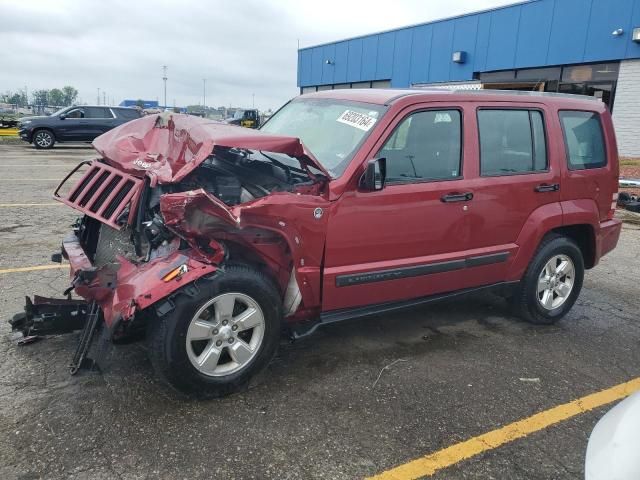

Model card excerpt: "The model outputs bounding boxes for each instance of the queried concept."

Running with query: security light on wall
[452,51,466,64]
[633,28,640,42]
[611,28,624,36]
[325,59,334,65]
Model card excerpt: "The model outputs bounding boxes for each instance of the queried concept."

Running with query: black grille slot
[89,175,122,213]
[69,167,99,202]
[103,180,134,220]
[79,171,110,207]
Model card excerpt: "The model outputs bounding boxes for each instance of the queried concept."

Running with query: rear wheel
[511,234,584,325]
[147,265,282,398]
[33,129,55,149]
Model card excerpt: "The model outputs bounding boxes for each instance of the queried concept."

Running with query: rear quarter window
[116,108,141,120]
[559,111,606,170]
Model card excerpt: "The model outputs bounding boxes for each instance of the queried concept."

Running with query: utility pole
[203,78,206,109]
[252,93,255,108]
[162,65,168,109]
[97,87,100,105]
[103,91,106,106]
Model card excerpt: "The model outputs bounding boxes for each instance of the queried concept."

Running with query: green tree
[1,91,27,107]
[61,86,78,106]
[31,89,50,106]
[49,88,65,106]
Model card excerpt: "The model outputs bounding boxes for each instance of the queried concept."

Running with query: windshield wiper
[259,151,307,180]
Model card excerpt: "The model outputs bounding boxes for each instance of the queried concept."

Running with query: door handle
[441,192,473,203]
[534,183,559,193]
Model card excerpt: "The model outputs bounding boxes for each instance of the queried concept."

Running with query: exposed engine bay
[167,146,316,206]
[77,145,318,270]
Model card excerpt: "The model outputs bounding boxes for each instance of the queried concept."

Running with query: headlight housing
[20,120,32,126]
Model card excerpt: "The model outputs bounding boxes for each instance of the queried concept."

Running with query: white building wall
[612,59,640,158]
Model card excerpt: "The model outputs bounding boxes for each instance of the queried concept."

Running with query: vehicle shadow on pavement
[5,292,528,399]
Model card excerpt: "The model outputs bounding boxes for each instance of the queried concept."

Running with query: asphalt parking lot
[1,142,639,480]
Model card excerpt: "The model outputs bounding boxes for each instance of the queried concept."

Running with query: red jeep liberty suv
[12,89,621,397]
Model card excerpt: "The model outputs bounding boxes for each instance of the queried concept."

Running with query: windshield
[260,98,386,177]
[233,110,244,120]
[51,106,72,117]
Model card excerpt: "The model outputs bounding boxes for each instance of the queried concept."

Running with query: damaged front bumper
[60,232,218,329]
[9,232,219,344]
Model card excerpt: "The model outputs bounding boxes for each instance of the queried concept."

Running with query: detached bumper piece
[69,301,101,375]
[10,296,105,375]
[9,295,90,344]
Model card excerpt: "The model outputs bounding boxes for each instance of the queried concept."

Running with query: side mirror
[360,158,386,191]
[59,114,66,120]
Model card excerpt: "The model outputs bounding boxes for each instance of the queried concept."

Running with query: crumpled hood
[92,113,329,185]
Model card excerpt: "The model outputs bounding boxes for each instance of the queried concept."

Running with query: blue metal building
[297,0,640,155]
[119,99,159,108]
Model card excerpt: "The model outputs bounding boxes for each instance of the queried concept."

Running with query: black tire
[511,234,584,325]
[32,129,55,149]
[147,264,282,398]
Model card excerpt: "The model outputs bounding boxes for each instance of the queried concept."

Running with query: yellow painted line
[0,264,68,275]
[368,377,640,480]
[0,203,61,207]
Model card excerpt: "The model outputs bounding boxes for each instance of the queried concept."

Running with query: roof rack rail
[420,88,600,102]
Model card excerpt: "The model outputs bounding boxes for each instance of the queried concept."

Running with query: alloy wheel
[34,131,53,148]
[185,292,265,377]
[537,254,575,310]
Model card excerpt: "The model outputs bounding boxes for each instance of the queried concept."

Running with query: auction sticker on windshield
[336,110,377,131]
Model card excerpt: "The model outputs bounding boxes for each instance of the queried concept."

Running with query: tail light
[54,161,143,230]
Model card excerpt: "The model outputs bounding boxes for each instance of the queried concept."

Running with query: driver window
[65,108,84,119]
[378,109,462,182]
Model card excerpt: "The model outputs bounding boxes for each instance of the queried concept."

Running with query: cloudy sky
[0,0,514,111]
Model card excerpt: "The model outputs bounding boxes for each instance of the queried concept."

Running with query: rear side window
[85,107,113,119]
[378,109,462,182]
[116,108,141,120]
[559,111,606,170]
[478,109,547,176]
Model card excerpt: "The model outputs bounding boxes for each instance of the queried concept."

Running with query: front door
[56,107,88,140]
[322,105,483,312]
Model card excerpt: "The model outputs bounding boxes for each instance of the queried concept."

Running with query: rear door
[84,107,116,138]
[462,103,561,273]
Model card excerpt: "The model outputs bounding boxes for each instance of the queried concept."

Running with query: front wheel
[32,129,55,149]
[147,265,282,398]
[511,234,584,325]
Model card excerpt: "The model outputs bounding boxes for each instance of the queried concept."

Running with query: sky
[0,0,516,111]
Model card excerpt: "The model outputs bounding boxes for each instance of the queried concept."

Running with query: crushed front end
[10,113,330,370]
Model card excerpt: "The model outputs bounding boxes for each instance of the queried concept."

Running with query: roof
[70,105,134,109]
[299,88,605,108]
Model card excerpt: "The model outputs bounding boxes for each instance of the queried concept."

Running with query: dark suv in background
[18,106,142,149]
